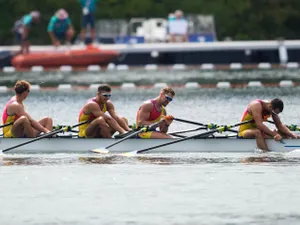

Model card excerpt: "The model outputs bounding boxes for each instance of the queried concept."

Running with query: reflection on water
[2,152,300,166]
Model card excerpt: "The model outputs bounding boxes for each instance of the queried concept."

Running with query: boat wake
[1,152,300,166]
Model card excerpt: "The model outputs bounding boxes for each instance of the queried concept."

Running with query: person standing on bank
[78,0,99,44]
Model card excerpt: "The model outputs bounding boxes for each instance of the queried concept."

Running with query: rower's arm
[159,110,169,133]
[273,114,297,138]
[14,105,49,133]
[107,102,130,131]
[89,103,110,120]
[251,103,277,137]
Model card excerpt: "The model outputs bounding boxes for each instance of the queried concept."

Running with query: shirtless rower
[238,98,299,151]
[1,80,53,138]
[78,84,130,138]
[136,86,175,139]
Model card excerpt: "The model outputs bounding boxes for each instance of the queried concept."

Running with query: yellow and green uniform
[136,99,165,139]
[78,98,106,137]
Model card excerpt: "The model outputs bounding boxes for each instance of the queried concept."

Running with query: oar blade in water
[90,148,110,154]
[122,150,138,157]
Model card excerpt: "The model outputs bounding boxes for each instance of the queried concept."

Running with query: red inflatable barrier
[11,45,119,68]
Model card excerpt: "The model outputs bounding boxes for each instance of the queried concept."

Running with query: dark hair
[98,84,111,93]
[271,98,284,112]
[14,80,30,94]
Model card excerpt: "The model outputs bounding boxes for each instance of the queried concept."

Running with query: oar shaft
[2,120,88,153]
[168,127,207,135]
[174,118,206,127]
[137,119,253,154]
[106,120,163,150]
[0,122,14,129]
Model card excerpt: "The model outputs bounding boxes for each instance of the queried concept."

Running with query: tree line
[1,0,299,45]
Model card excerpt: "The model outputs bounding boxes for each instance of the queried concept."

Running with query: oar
[123,120,254,156]
[91,120,164,154]
[174,118,207,127]
[1,120,89,153]
[267,120,300,131]
[0,122,14,129]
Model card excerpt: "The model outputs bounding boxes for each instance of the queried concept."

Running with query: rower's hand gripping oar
[1,120,89,153]
[90,119,165,154]
[123,119,254,156]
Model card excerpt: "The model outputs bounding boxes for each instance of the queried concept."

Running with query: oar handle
[2,120,89,153]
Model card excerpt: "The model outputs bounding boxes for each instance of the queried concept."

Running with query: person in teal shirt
[13,11,40,54]
[78,0,99,44]
[47,9,75,47]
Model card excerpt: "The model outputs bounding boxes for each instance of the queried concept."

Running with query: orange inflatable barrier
[11,45,119,69]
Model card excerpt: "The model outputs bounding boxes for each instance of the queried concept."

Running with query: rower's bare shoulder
[140,101,153,111]
[106,100,114,109]
[9,101,23,109]
[85,101,99,112]
[249,101,262,109]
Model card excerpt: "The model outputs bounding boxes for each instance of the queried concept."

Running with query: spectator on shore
[78,0,99,45]
[168,10,188,43]
[47,9,75,47]
[12,11,40,54]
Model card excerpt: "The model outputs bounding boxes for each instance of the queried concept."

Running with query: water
[1,68,300,86]
[1,87,300,224]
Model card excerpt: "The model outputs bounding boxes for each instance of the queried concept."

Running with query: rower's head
[14,80,31,99]
[160,86,175,106]
[267,98,284,115]
[97,84,111,103]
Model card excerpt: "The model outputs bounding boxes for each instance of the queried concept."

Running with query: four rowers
[2,80,299,153]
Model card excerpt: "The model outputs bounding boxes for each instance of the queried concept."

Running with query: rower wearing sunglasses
[238,98,299,151]
[1,80,53,138]
[78,84,130,138]
[136,86,175,139]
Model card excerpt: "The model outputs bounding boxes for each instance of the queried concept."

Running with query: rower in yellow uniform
[1,80,53,138]
[238,98,299,151]
[136,86,175,138]
[78,84,130,138]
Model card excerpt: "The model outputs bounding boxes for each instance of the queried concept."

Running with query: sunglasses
[272,110,280,115]
[101,93,111,98]
[164,94,173,102]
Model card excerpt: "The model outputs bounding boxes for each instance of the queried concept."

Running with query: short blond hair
[14,80,31,94]
[162,86,175,96]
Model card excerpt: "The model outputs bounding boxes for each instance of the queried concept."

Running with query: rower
[78,84,130,138]
[238,98,299,151]
[136,86,175,139]
[1,80,53,138]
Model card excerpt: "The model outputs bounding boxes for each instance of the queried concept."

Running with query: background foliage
[0,0,299,44]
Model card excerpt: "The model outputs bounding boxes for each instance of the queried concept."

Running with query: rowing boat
[0,136,299,154]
